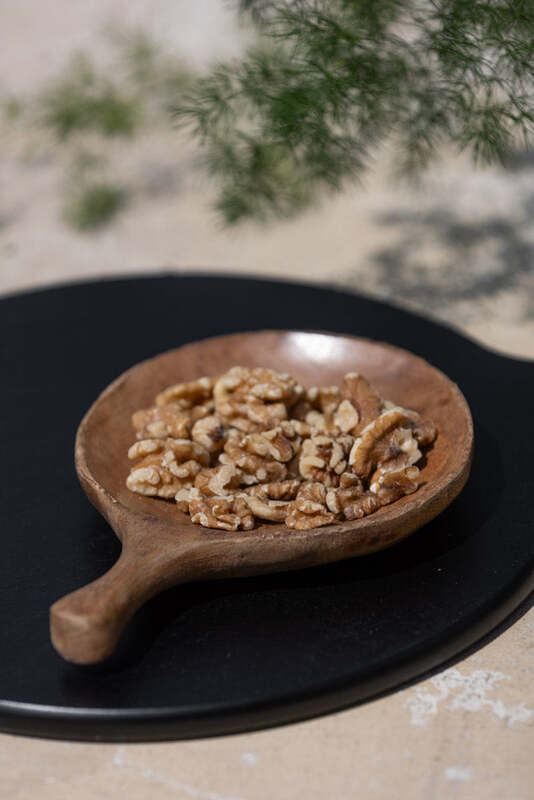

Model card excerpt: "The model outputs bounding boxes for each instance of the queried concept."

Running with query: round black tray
[1,274,533,742]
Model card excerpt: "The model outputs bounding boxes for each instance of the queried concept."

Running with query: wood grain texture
[50,331,473,664]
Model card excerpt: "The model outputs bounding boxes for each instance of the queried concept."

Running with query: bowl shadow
[72,420,500,677]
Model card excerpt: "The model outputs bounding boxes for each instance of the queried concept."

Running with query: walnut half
[242,480,301,522]
[285,483,336,530]
[187,489,255,531]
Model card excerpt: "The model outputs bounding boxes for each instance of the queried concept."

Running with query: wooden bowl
[50,331,473,664]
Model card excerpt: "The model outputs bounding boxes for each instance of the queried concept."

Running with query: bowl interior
[77,331,472,539]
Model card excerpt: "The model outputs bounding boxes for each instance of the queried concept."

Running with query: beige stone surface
[1,2,533,797]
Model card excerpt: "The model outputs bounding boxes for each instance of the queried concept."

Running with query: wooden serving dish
[50,331,473,664]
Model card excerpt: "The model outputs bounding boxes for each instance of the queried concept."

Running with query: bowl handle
[49,542,184,664]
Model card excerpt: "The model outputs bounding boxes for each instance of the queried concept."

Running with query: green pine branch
[175,0,534,224]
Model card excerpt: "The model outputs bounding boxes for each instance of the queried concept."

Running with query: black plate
[1,274,533,742]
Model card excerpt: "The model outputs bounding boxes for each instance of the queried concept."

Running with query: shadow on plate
[61,420,509,679]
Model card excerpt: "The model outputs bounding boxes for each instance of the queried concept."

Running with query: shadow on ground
[343,161,534,325]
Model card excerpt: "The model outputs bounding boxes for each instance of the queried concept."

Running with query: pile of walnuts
[126,366,436,531]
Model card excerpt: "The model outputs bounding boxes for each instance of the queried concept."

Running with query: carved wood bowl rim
[75,329,474,559]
